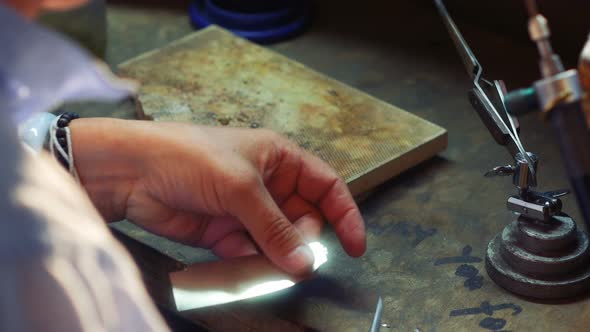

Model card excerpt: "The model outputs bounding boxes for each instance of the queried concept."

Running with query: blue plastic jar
[189,0,312,44]
[211,0,295,12]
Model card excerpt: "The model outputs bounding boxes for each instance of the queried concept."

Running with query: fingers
[198,216,245,248]
[264,144,300,204]
[211,231,258,258]
[263,139,366,257]
[295,151,367,257]
[230,181,315,276]
[209,196,322,260]
[280,194,323,241]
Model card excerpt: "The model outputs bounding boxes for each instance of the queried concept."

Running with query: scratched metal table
[67,1,590,331]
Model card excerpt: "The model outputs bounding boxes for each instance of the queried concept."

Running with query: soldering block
[117,26,447,197]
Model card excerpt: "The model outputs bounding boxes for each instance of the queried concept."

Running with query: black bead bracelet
[53,112,79,168]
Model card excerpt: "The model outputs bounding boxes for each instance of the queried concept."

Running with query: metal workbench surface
[69,1,589,331]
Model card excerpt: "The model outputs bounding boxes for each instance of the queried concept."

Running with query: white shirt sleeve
[0,122,169,332]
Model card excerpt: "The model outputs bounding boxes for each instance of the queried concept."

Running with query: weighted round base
[485,214,590,300]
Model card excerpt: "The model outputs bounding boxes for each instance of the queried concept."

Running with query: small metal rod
[369,297,383,332]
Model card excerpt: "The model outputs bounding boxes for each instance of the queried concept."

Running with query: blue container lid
[189,0,312,44]
[211,0,295,13]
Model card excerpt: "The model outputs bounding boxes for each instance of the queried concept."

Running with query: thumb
[231,184,315,276]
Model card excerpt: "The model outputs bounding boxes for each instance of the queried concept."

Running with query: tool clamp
[436,0,590,300]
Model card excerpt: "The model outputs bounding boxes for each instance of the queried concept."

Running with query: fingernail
[285,245,315,275]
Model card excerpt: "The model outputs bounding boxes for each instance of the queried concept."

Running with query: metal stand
[486,214,590,300]
[486,3,590,299]
[483,152,590,299]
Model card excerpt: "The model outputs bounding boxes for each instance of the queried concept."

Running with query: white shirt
[0,5,169,331]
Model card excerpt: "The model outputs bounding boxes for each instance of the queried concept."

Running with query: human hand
[71,118,366,275]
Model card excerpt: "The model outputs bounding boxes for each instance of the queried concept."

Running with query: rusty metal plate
[117,26,447,196]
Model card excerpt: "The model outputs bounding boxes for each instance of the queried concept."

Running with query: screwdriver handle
[549,100,590,227]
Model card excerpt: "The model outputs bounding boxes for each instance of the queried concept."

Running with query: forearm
[70,118,146,222]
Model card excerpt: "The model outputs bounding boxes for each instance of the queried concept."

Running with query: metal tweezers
[434,0,536,176]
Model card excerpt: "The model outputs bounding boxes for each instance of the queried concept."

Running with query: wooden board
[117,26,447,197]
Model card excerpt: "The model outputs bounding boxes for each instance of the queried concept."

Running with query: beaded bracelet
[49,112,80,181]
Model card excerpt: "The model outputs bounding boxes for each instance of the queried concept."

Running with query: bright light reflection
[309,241,328,270]
[173,241,329,311]
[174,280,296,311]
[242,279,296,298]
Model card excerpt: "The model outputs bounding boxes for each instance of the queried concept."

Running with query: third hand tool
[435,0,563,220]
[505,0,590,228]
[435,0,590,300]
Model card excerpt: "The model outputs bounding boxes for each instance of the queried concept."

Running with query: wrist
[70,118,147,222]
